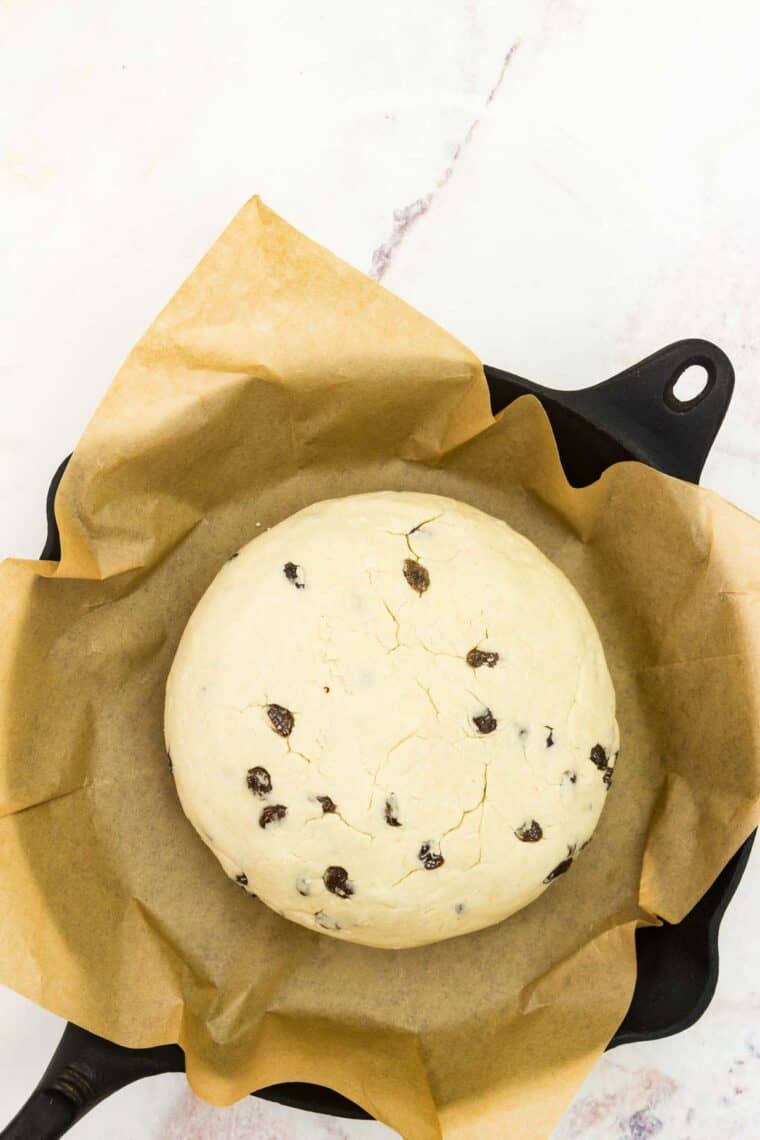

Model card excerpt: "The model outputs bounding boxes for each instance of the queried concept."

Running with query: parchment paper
[1,198,759,1140]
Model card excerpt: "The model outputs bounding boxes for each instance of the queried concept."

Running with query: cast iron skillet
[2,339,756,1139]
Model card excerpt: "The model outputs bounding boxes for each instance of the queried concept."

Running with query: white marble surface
[1,2,759,1137]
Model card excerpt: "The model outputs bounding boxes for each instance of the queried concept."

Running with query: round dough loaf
[165,491,618,949]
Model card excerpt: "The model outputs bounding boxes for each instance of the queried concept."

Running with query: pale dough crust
[165,492,619,949]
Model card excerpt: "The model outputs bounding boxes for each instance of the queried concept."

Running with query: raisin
[235,873,248,887]
[246,766,272,797]
[167,751,173,774]
[466,648,499,669]
[323,866,354,898]
[544,852,574,883]
[418,842,445,870]
[283,561,304,588]
[546,727,554,748]
[403,558,430,595]
[267,704,294,737]
[314,911,341,931]
[259,804,287,828]
[473,709,497,734]
[316,795,336,814]
[590,744,608,771]
[384,795,402,827]
[515,820,543,842]
[603,767,614,789]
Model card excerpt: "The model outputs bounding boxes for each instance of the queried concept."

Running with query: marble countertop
[1,2,758,1136]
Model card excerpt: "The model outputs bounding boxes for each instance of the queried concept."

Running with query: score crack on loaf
[165,491,619,949]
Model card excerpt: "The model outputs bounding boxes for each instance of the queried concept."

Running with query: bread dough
[165,492,619,949]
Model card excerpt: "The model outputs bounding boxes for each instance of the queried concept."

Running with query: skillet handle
[0,1023,184,1139]
[567,338,735,484]
[485,339,735,486]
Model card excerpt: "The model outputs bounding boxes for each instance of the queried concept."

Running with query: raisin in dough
[165,492,619,949]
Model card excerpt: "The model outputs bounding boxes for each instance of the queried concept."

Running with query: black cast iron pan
[2,339,756,1139]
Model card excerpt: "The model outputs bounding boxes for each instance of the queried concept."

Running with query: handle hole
[672,364,709,403]
[664,360,715,412]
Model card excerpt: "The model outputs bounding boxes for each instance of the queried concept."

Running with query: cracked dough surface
[165,491,619,949]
